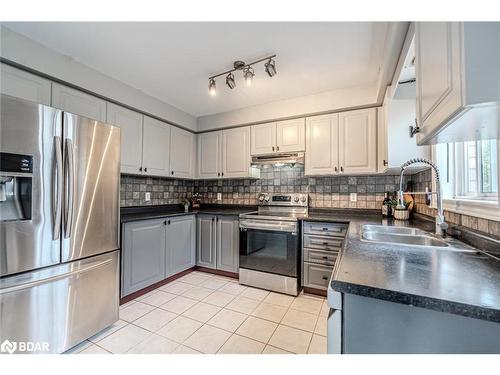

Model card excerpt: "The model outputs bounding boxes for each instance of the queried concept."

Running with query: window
[454,140,498,201]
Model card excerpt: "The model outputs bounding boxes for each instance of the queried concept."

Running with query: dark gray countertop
[120,204,256,223]
[303,209,500,323]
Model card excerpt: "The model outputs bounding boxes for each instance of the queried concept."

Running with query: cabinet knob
[383,160,388,166]
[340,166,344,172]
[276,146,279,151]
[163,220,167,226]
[218,172,220,177]
[221,172,224,177]
[272,146,275,152]
[212,217,215,222]
[168,220,171,225]
[144,167,148,172]
[334,166,338,172]
[139,167,143,172]
[171,171,174,175]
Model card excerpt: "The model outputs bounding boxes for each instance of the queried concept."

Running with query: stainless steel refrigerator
[0,94,120,354]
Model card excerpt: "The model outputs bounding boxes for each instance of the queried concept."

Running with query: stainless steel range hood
[251,152,304,167]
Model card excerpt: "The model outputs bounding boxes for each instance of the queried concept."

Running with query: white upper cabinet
[106,103,144,175]
[170,127,195,179]
[251,122,277,155]
[251,119,306,155]
[52,83,106,121]
[1,63,51,105]
[222,127,257,178]
[415,22,500,144]
[198,131,222,179]
[276,118,305,152]
[338,108,377,174]
[305,114,339,176]
[142,116,171,177]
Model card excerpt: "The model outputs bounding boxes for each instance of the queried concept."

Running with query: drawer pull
[322,256,329,260]
[322,276,328,280]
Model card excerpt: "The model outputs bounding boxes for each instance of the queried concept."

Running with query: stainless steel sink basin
[362,225,428,236]
[362,231,449,247]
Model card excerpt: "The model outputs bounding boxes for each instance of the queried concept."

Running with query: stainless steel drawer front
[303,235,343,251]
[304,248,338,266]
[303,222,347,237]
[303,263,334,290]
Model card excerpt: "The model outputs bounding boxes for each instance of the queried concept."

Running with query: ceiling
[4,22,391,117]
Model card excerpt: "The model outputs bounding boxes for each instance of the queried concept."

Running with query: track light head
[243,66,255,86]
[208,78,216,96]
[265,58,277,77]
[226,73,236,89]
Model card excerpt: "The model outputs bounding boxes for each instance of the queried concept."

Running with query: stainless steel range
[239,193,308,296]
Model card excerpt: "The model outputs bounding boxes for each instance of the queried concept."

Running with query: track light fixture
[208,78,216,96]
[208,54,276,95]
[265,58,277,77]
[243,66,254,86]
[226,72,236,89]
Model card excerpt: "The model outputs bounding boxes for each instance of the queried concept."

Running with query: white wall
[0,26,197,131]
[197,84,379,131]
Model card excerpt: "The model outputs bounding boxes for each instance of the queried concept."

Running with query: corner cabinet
[197,127,259,179]
[170,126,196,179]
[121,215,195,297]
[251,119,305,155]
[0,63,51,105]
[196,215,239,273]
[415,22,500,144]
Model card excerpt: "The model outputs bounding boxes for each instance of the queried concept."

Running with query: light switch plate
[217,193,222,201]
[145,192,151,201]
[350,193,357,202]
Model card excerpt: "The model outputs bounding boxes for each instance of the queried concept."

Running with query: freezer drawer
[0,250,119,354]
[303,262,333,290]
[303,221,347,237]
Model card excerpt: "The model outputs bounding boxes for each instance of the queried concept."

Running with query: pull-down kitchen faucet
[398,158,448,237]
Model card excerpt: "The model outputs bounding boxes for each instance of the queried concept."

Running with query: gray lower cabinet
[166,215,196,276]
[121,214,196,297]
[197,215,239,273]
[122,218,166,297]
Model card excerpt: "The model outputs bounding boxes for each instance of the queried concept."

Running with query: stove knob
[300,195,307,202]
[294,196,299,203]
[258,194,265,202]
[264,195,270,202]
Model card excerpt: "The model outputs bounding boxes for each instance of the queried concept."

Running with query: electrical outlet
[350,193,357,202]
[145,192,151,201]
[217,193,222,201]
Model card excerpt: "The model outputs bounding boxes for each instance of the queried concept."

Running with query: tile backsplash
[121,165,409,209]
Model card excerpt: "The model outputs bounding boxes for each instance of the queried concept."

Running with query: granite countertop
[120,204,256,223]
[304,209,500,323]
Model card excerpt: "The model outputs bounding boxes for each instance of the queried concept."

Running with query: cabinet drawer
[303,263,333,290]
[303,234,343,251]
[304,248,338,266]
[303,221,347,237]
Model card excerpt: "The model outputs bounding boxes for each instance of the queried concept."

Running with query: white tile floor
[66,271,328,354]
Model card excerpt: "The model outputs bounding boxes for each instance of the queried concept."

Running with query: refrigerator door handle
[53,136,63,240]
[64,138,75,239]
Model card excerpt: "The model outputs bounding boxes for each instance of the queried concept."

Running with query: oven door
[239,219,299,278]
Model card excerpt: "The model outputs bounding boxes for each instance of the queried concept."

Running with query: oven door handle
[239,220,297,234]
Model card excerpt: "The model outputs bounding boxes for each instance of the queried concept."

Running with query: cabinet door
[251,122,276,155]
[415,22,462,143]
[216,216,239,273]
[222,127,252,178]
[198,131,222,179]
[339,108,377,174]
[276,118,305,152]
[52,83,106,121]
[305,114,339,176]
[121,219,166,297]
[1,63,51,105]
[196,215,216,269]
[142,116,171,177]
[166,215,195,277]
[170,127,195,178]
[106,103,144,175]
